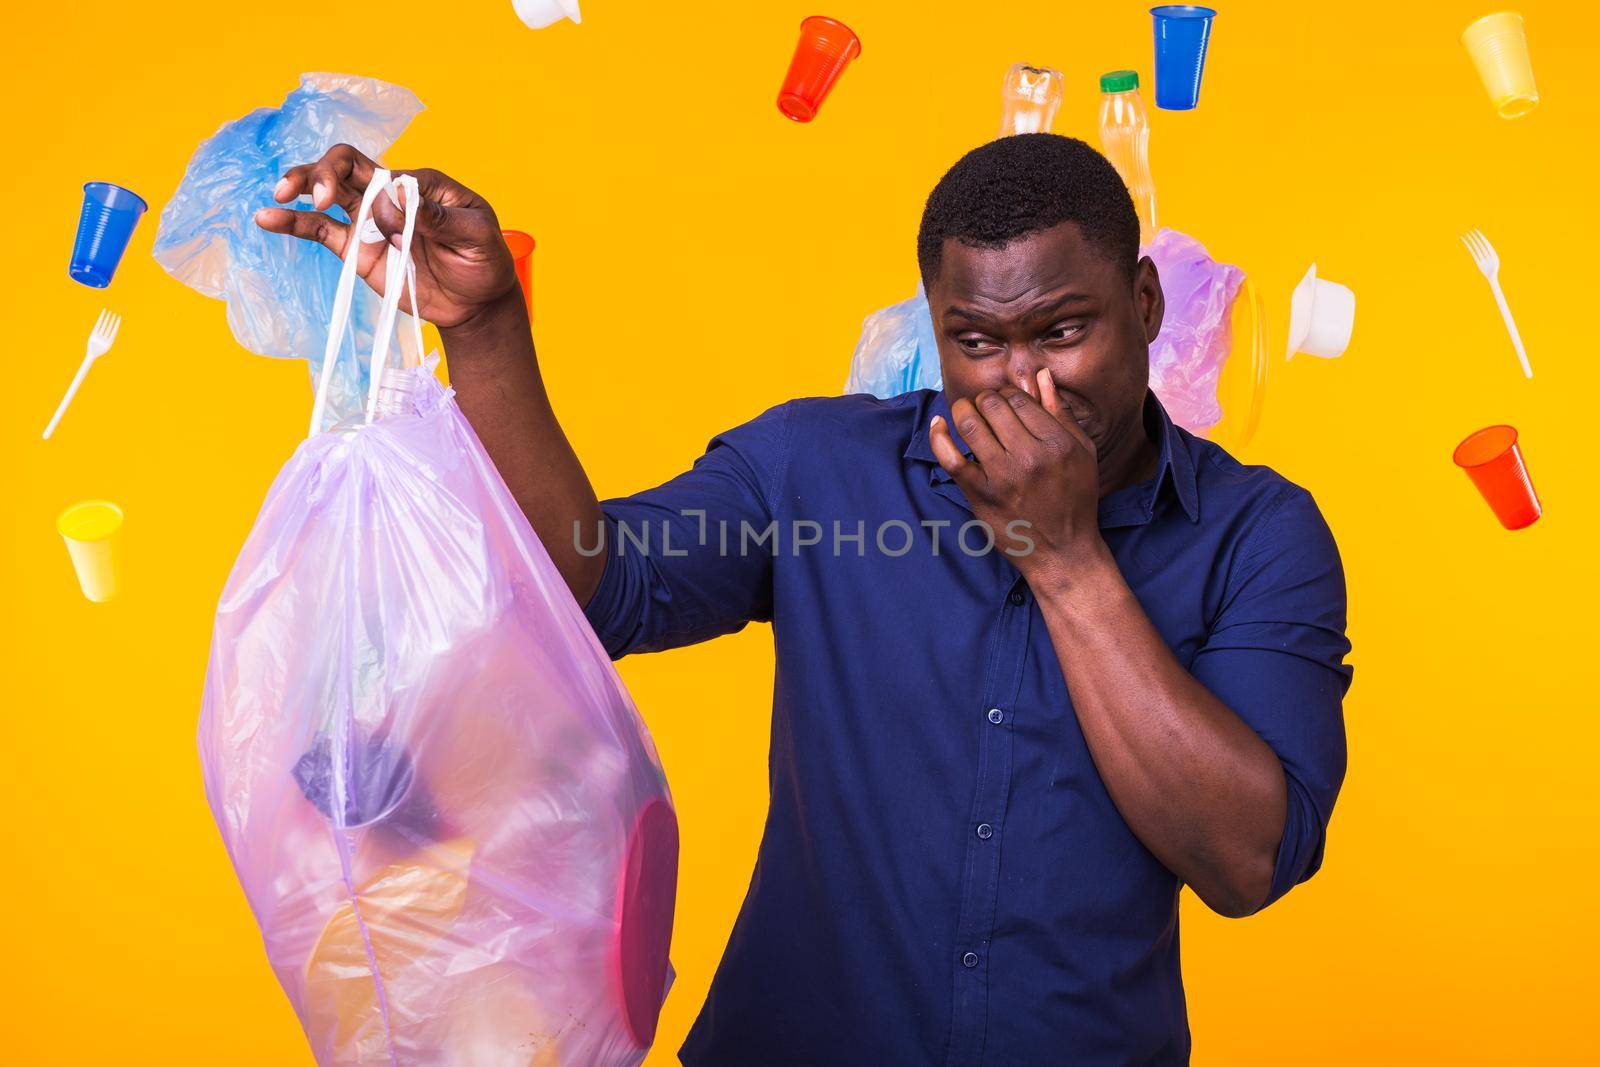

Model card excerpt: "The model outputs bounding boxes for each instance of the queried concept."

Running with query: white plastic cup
[58,501,124,602]
[1286,264,1356,361]
[513,0,581,29]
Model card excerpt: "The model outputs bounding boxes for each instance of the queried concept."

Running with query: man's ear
[1134,256,1164,344]
[923,277,948,369]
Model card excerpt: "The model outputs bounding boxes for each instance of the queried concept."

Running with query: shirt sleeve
[1189,484,1353,912]
[581,401,793,659]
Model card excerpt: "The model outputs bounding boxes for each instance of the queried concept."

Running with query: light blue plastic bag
[843,282,943,398]
[153,73,424,425]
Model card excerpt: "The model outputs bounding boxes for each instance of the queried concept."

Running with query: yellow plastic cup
[305,838,476,1056]
[1462,12,1539,119]
[57,501,123,602]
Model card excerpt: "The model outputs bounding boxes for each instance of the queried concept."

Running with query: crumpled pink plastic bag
[198,365,678,1066]
[1143,227,1244,433]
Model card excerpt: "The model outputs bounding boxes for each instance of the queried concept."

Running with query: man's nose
[1005,350,1048,400]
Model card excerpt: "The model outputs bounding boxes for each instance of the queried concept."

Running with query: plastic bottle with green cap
[1097,70,1157,239]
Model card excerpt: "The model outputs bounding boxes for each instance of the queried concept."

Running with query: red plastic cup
[1453,425,1542,530]
[502,230,535,317]
[777,16,862,123]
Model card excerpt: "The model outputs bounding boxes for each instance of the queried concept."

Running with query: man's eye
[1045,324,1085,343]
[958,336,999,353]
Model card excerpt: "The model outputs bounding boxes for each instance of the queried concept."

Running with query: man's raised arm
[256,144,606,602]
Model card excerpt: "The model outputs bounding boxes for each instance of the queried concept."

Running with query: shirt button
[962,952,979,968]
[987,708,1004,724]
[976,823,994,840]
[1008,590,1025,606]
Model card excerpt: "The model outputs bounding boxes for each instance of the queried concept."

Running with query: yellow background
[4,0,1597,1063]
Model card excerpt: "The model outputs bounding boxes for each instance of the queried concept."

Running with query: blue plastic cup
[69,181,148,288]
[1151,5,1217,111]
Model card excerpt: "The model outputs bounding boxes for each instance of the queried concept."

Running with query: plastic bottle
[373,364,424,419]
[1097,71,1157,240]
[998,64,1064,137]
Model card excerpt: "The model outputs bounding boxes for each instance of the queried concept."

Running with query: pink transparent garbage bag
[1141,227,1244,434]
[198,172,678,1066]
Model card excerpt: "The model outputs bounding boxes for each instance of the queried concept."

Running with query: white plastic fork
[42,309,122,440]
[1460,229,1533,379]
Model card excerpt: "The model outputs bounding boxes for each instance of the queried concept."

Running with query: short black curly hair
[917,133,1140,287]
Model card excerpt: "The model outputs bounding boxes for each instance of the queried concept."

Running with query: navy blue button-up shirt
[583,389,1351,1066]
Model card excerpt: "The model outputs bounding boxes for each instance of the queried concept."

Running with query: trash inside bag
[199,172,678,1066]
[842,228,1246,436]
[153,72,424,427]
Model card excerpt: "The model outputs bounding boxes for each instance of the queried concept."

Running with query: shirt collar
[903,389,1201,527]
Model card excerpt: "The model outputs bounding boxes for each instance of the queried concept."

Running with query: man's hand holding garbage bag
[257,142,610,602]
[256,134,1351,1067]
[256,145,516,329]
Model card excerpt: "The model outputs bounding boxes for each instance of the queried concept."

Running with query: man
[259,132,1351,1065]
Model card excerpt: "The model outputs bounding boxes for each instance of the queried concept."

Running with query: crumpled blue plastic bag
[843,282,942,397]
[843,228,1245,434]
[153,73,424,424]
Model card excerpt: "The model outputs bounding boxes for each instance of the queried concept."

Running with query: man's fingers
[395,167,491,211]
[1034,370,1077,434]
[372,184,497,251]
[1002,382,1067,442]
[276,163,361,214]
[307,145,377,211]
[275,162,346,210]
[274,151,496,254]
[1050,392,1098,455]
[1034,370,1098,455]
[1037,369,1061,418]
[275,144,380,212]
[254,207,351,259]
[1060,413,1096,458]
[975,389,1039,449]
[930,415,985,492]
[950,395,1006,464]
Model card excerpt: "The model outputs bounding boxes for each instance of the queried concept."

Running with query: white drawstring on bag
[308,168,428,437]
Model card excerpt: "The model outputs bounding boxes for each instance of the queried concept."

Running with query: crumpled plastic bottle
[153,72,424,426]
[843,228,1245,436]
